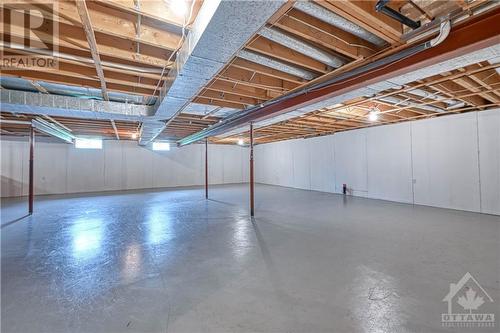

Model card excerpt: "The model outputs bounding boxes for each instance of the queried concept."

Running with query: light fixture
[368,107,379,122]
[237,138,244,146]
[131,133,138,139]
[169,0,187,17]
[152,142,170,151]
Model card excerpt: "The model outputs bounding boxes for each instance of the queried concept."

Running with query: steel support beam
[205,138,208,199]
[28,126,34,214]
[249,123,254,217]
[178,8,500,146]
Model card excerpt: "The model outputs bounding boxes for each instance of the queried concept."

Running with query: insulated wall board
[0,139,247,197]
[254,110,498,215]
[334,129,368,196]
[67,144,105,193]
[366,123,413,203]
[411,112,481,212]
[309,135,335,193]
[291,139,311,190]
[0,139,27,197]
[478,110,500,215]
[35,141,68,195]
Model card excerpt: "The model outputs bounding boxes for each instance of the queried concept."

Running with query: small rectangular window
[75,138,102,149]
[152,142,170,151]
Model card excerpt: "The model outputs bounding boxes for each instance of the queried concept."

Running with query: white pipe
[2,42,164,74]
[0,119,31,125]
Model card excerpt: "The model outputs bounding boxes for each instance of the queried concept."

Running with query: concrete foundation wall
[255,109,500,215]
[1,139,248,197]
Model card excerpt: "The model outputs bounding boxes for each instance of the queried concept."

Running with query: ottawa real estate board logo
[442,272,495,328]
[1,2,59,70]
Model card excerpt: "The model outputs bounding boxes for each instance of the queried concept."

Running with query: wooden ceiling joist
[275,9,377,59]
[75,0,109,100]
[246,36,330,74]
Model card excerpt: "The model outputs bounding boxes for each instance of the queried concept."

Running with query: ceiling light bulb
[131,133,138,139]
[368,111,379,121]
[170,0,187,17]
[238,139,244,146]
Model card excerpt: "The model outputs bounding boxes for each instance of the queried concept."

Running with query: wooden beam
[199,89,261,106]
[1,10,172,68]
[431,80,487,108]
[276,9,377,59]
[93,0,202,30]
[75,0,109,101]
[453,76,499,104]
[205,80,270,100]
[1,53,159,90]
[318,0,401,44]
[1,70,155,96]
[4,1,182,52]
[30,81,49,94]
[231,58,306,84]
[223,65,299,90]
[194,97,246,110]
[3,47,162,81]
[246,37,330,74]
[111,120,120,140]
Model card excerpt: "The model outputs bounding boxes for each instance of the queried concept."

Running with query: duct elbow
[430,20,451,47]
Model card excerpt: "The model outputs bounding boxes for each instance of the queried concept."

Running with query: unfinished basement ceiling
[170,0,500,143]
[1,0,499,144]
[212,60,500,144]
[1,0,203,99]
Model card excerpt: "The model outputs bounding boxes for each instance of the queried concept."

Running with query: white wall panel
[122,143,153,190]
[1,139,27,197]
[223,146,243,183]
[254,110,498,215]
[1,140,246,197]
[411,112,481,212]
[208,145,224,185]
[478,110,500,215]
[366,123,413,203]
[275,140,294,187]
[291,139,311,190]
[241,147,249,183]
[103,140,124,191]
[309,135,335,193]
[67,145,105,193]
[334,129,368,196]
[35,142,68,195]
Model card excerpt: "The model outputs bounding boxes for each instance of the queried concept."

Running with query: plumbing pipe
[1,42,164,74]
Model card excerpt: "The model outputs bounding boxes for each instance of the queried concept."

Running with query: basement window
[75,138,102,149]
[152,142,170,151]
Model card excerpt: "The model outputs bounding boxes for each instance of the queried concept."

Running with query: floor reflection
[146,207,174,245]
[122,243,142,282]
[71,218,104,260]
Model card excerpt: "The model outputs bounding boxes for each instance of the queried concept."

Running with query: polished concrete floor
[1,184,499,333]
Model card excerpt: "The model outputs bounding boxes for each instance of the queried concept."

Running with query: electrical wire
[145,0,196,106]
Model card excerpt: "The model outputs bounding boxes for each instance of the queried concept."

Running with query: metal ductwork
[1,77,155,105]
[177,11,500,146]
[258,27,346,68]
[237,50,317,80]
[1,89,152,121]
[32,118,75,143]
[293,1,386,47]
[139,0,287,145]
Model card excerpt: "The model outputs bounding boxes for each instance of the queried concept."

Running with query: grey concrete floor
[1,184,499,333]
